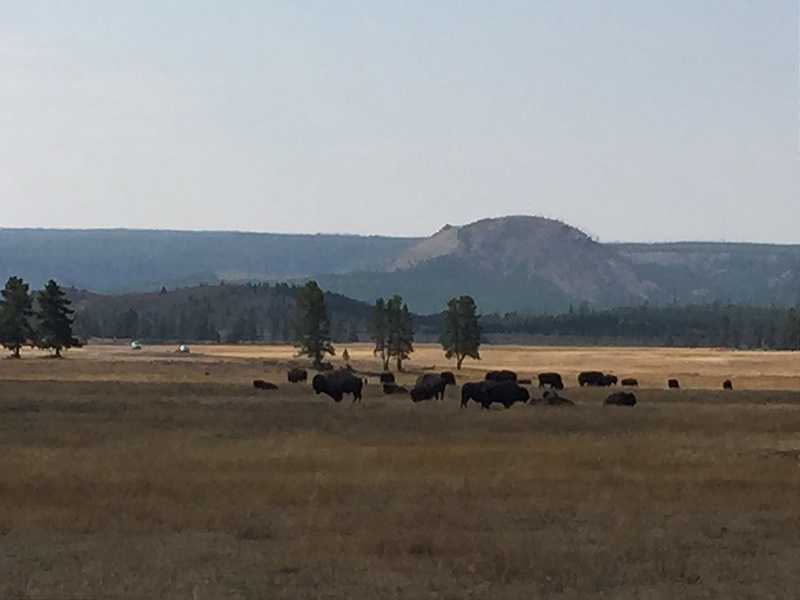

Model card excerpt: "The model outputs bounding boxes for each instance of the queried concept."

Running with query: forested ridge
[67,283,799,350]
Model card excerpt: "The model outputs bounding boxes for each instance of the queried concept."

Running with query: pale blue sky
[0,2,797,242]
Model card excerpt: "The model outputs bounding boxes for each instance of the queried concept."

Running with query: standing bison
[620,378,638,387]
[410,372,457,402]
[604,391,637,406]
[537,372,564,390]
[312,370,363,403]
[287,368,308,383]
[379,372,395,384]
[668,379,680,389]
[485,370,518,382]
[577,371,604,386]
[722,379,733,390]
[461,380,529,409]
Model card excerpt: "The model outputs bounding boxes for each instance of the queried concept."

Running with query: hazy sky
[1,2,797,243]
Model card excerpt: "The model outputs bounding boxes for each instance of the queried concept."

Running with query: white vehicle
[130,341,142,350]
[178,344,190,353]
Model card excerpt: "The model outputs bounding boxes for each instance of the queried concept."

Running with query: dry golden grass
[0,344,797,599]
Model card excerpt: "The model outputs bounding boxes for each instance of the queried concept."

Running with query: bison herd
[250,367,737,408]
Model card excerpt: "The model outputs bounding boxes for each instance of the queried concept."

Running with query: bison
[411,372,456,402]
[620,377,638,387]
[604,391,637,406]
[312,370,363,403]
[382,382,408,395]
[537,372,564,390]
[668,379,680,389]
[485,369,518,382]
[577,371,605,386]
[461,380,529,409]
[722,379,733,390]
[253,379,278,390]
[379,372,395,384]
[287,368,308,383]
[541,389,574,406]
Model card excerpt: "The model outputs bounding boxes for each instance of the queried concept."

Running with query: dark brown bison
[577,371,605,386]
[287,368,308,383]
[461,380,529,409]
[668,379,680,389]
[537,372,564,389]
[253,379,278,390]
[382,382,408,395]
[604,391,637,406]
[312,370,363,403]
[485,369,518,382]
[620,378,638,387]
[411,372,456,402]
[379,372,395,384]
[722,379,733,390]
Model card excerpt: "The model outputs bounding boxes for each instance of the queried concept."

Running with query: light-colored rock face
[385,216,658,302]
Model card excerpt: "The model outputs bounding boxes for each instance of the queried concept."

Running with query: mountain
[315,216,659,314]
[2,219,798,315]
[313,217,799,314]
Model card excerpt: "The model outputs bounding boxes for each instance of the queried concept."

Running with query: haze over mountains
[1,216,798,315]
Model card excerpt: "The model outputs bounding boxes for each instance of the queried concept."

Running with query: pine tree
[386,295,414,372]
[441,295,481,369]
[369,297,390,371]
[0,276,35,358]
[35,279,82,357]
[290,280,335,369]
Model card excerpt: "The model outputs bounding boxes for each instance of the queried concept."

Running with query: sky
[0,1,797,243]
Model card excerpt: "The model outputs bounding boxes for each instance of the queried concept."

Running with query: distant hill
[2,220,798,314]
[314,216,659,314]
[0,228,418,293]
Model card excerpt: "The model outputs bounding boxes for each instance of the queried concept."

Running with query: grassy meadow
[0,343,798,599]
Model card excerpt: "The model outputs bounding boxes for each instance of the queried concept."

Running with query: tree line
[0,277,81,358]
[481,302,800,350]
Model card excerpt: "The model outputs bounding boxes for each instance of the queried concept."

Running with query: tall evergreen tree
[290,280,335,369]
[386,294,414,371]
[35,279,81,357]
[369,297,390,371]
[0,276,35,358]
[441,295,481,369]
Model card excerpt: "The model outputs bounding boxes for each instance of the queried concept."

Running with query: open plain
[0,343,798,599]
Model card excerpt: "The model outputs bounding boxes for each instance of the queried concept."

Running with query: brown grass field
[0,343,798,599]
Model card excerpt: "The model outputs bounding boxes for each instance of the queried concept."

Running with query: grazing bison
[577,371,605,386]
[620,378,638,387]
[598,374,617,386]
[411,372,457,402]
[604,391,637,406]
[461,380,529,409]
[541,389,574,406]
[537,372,564,390]
[722,379,733,390]
[287,368,308,383]
[253,379,278,390]
[485,369,518,382]
[668,379,680,389]
[379,372,395,384]
[312,370,363,403]
[382,382,408,395]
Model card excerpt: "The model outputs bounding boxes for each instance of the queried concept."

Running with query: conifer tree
[441,294,481,369]
[290,280,334,369]
[0,276,35,358]
[386,295,414,371]
[369,297,390,371]
[35,279,81,357]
